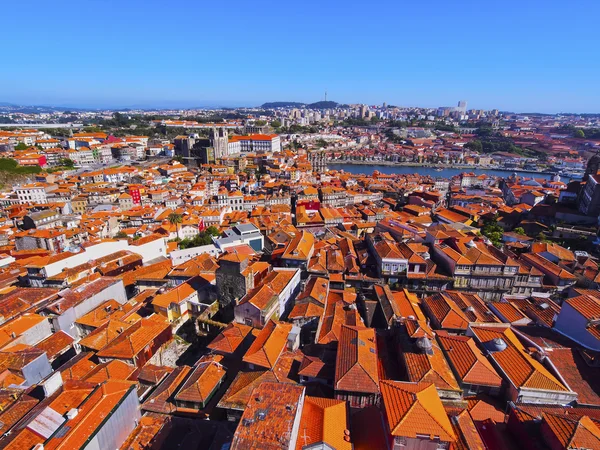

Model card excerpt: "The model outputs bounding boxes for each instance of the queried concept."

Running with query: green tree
[574,129,585,138]
[14,142,28,150]
[115,231,128,239]
[271,119,281,128]
[481,219,504,247]
[254,120,267,126]
[59,158,75,168]
[177,226,220,250]
[168,213,183,240]
[513,227,526,235]
[206,226,220,237]
[465,140,483,153]
[476,127,494,138]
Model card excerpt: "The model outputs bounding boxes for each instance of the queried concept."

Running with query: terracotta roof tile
[295,396,351,450]
[542,413,600,449]
[242,320,292,370]
[208,322,253,355]
[470,326,569,393]
[334,325,379,394]
[380,380,456,442]
[174,355,226,406]
[231,382,305,450]
[437,331,502,388]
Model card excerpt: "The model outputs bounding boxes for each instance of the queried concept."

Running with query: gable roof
[295,396,351,450]
[469,325,569,393]
[242,320,291,369]
[95,317,170,360]
[423,293,470,331]
[542,413,600,449]
[436,331,502,388]
[207,322,253,354]
[380,380,456,442]
[174,356,226,406]
[334,325,379,394]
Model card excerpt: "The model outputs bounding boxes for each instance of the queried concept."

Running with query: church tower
[209,127,229,159]
[584,151,600,181]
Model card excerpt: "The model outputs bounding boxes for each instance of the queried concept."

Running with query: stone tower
[584,152,600,181]
[209,127,228,160]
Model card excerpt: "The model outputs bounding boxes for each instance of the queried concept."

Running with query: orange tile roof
[207,322,253,354]
[466,395,506,422]
[334,325,379,394]
[0,390,39,435]
[83,359,136,384]
[0,313,47,344]
[282,231,314,260]
[491,301,529,323]
[151,278,200,309]
[542,413,600,449]
[288,301,324,320]
[450,409,486,450]
[442,291,499,323]
[174,355,226,406]
[423,293,470,331]
[96,317,170,360]
[137,364,172,385]
[34,330,74,360]
[380,380,456,442]
[401,338,460,393]
[4,427,44,450]
[231,382,305,450]
[296,276,329,306]
[74,299,132,329]
[60,352,97,381]
[295,396,351,450]
[436,331,502,388]
[242,320,292,369]
[118,415,167,450]
[238,269,297,311]
[44,381,137,450]
[79,319,134,351]
[470,325,569,392]
[217,370,280,411]
[141,366,192,414]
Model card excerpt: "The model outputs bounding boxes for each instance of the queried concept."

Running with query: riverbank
[326,163,565,182]
[327,160,553,176]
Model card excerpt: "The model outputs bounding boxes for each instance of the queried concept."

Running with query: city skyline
[2,0,599,113]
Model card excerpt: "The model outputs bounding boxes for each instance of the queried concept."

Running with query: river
[327,163,564,181]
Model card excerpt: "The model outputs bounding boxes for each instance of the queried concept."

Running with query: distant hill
[307,101,338,109]
[261,100,339,109]
[261,102,305,109]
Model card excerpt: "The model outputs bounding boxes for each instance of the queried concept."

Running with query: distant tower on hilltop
[325,90,327,102]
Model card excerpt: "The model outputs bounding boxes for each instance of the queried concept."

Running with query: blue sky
[2,0,599,112]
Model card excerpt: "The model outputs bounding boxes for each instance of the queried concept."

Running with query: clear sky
[2,0,599,113]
